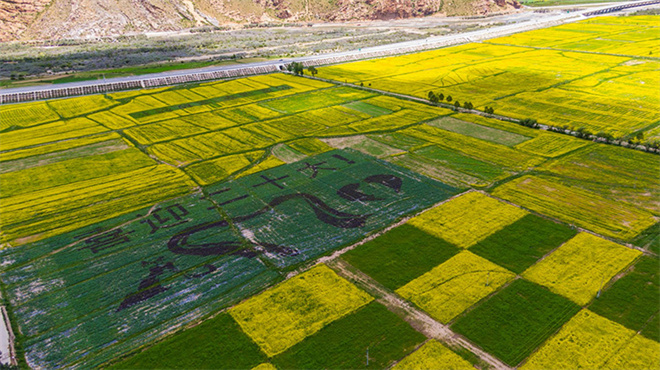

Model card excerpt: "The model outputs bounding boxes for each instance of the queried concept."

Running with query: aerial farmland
[0,4,658,370]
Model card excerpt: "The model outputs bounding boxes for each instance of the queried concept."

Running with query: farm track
[325,257,512,370]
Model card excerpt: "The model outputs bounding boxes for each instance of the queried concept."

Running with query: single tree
[308,66,318,76]
[454,101,461,108]
[438,93,444,101]
[446,95,452,102]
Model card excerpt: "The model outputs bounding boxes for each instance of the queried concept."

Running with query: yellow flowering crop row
[148,127,277,166]
[493,88,659,139]
[313,19,658,138]
[492,175,656,241]
[106,86,169,100]
[186,112,243,130]
[235,155,286,179]
[150,89,206,106]
[0,101,60,131]
[514,133,591,158]
[348,109,440,133]
[0,117,108,152]
[397,251,515,324]
[185,151,264,185]
[490,17,659,57]
[124,119,208,145]
[603,333,660,370]
[0,165,195,245]
[48,94,118,118]
[392,340,473,370]
[229,264,373,356]
[0,148,155,198]
[296,106,369,127]
[228,104,283,121]
[408,191,527,249]
[88,110,139,129]
[521,310,637,370]
[536,144,660,214]
[523,233,641,306]
[0,132,122,163]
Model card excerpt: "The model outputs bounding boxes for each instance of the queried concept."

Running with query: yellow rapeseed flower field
[0,101,60,130]
[492,175,656,241]
[229,264,373,356]
[396,251,516,323]
[408,191,527,248]
[520,310,637,370]
[603,333,660,370]
[392,340,473,370]
[514,133,591,158]
[522,233,641,306]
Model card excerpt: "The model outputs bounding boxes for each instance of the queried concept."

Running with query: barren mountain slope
[1,0,521,42]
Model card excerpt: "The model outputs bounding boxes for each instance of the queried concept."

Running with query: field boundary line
[300,73,659,156]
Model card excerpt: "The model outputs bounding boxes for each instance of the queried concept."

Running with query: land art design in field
[0,149,457,367]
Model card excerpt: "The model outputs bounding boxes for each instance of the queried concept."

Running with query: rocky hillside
[0,0,521,42]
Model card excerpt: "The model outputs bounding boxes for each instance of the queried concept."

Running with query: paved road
[0,0,655,97]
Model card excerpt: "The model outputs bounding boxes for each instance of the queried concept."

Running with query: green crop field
[0,14,659,370]
[589,255,660,342]
[271,302,426,369]
[113,313,268,369]
[342,224,460,290]
[469,214,577,274]
[452,279,581,366]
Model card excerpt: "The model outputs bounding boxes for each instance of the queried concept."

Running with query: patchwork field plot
[522,233,641,306]
[589,255,660,341]
[520,309,651,369]
[315,16,660,142]
[469,214,577,274]
[452,279,581,366]
[230,264,373,356]
[392,340,473,370]
[341,224,460,290]
[396,251,516,324]
[408,191,527,249]
[0,149,456,367]
[272,302,425,369]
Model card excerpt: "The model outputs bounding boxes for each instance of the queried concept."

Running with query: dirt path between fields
[325,258,512,370]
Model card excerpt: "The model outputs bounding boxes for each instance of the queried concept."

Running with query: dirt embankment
[0,0,53,41]
[0,0,521,42]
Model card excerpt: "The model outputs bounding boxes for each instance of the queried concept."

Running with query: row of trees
[427,91,486,112]
[285,62,319,77]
